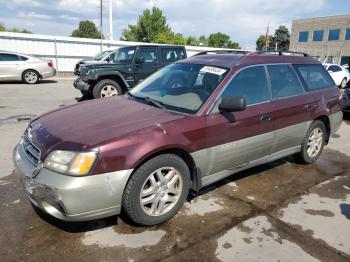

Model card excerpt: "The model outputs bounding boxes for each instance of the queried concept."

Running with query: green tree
[154,31,186,45]
[121,7,171,42]
[0,23,5,32]
[10,28,32,34]
[208,32,241,49]
[274,25,290,51]
[186,35,199,46]
[198,35,208,46]
[71,20,102,39]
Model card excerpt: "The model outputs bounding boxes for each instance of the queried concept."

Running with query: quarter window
[137,48,158,63]
[267,65,304,99]
[295,64,334,90]
[219,66,270,106]
[299,31,309,42]
[328,29,340,41]
[313,30,324,41]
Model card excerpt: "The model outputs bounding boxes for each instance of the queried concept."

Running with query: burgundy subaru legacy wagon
[14,51,342,226]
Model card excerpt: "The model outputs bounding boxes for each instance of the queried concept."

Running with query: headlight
[44,150,97,176]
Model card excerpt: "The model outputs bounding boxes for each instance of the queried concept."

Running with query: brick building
[290,14,350,65]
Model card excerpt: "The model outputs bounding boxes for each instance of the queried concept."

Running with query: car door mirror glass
[219,96,247,112]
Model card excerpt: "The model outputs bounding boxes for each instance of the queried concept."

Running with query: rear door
[268,64,313,154]
[133,46,159,84]
[0,53,23,80]
[204,65,274,176]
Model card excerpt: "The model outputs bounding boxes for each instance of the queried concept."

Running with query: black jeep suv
[74,45,187,99]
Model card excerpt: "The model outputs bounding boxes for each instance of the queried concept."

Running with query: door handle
[260,115,271,122]
[305,103,317,111]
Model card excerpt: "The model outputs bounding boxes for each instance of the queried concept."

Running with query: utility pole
[265,24,270,51]
[109,0,113,40]
[100,0,103,51]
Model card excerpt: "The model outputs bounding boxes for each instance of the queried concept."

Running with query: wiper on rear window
[127,92,166,109]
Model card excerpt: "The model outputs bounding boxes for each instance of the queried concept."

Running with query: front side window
[114,46,136,63]
[130,63,229,114]
[328,29,340,41]
[295,64,334,90]
[346,28,350,40]
[217,66,270,108]
[0,53,20,61]
[267,65,305,99]
[299,31,309,42]
[313,30,324,41]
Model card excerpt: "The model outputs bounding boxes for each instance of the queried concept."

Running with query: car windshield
[113,46,136,63]
[94,50,111,60]
[130,63,229,114]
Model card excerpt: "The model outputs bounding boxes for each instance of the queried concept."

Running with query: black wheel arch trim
[93,71,130,88]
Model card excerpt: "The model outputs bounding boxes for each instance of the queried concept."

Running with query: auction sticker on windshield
[200,66,227,75]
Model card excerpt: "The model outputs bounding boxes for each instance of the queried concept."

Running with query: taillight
[48,62,53,67]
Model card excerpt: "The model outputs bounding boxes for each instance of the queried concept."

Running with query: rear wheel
[340,78,347,88]
[22,70,40,84]
[122,154,190,226]
[93,79,122,99]
[295,120,326,164]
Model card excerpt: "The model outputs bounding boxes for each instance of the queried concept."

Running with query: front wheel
[122,154,190,226]
[93,79,122,99]
[295,120,326,164]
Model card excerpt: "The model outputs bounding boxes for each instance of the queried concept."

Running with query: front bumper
[73,78,90,92]
[13,143,133,221]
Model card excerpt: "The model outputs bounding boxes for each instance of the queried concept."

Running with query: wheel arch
[95,72,129,93]
[314,115,330,143]
[128,147,201,193]
[22,69,42,80]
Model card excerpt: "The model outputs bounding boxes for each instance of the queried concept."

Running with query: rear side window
[267,65,305,100]
[295,64,334,90]
[18,55,28,61]
[160,48,186,63]
[0,53,20,61]
[221,66,270,105]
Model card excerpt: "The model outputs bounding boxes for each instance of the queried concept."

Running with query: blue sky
[0,0,349,49]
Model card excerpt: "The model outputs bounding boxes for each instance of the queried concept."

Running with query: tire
[122,154,191,226]
[295,120,326,164]
[22,70,40,84]
[340,78,347,88]
[92,79,122,99]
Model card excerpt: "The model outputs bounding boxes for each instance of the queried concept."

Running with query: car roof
[180,51,320,69]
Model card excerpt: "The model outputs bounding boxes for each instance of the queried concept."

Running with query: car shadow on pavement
[0,80,58,84]
[32,204,119,233]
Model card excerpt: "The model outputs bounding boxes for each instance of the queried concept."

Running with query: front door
[133,47,159,84]
[202,65,275,177]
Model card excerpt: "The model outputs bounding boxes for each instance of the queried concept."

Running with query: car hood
[29,97,184,158]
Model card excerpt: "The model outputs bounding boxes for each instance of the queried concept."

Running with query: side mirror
[219,96,247,112]
[136,57,145,64]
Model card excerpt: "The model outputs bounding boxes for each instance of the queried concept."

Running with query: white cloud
[18,11,52,20]
[12,0,41,6]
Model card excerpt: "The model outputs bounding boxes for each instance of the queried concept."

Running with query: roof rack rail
[250,51,309,57]
[194,50,250,56]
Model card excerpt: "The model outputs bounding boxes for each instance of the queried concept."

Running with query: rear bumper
[73,78,90,92]
[13,142,133,222]
[41,68,57,79]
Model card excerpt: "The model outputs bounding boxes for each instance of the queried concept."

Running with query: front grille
[22,135,41,166]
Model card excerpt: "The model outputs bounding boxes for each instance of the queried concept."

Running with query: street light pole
[109,0,113,40]
[100,0,103,51]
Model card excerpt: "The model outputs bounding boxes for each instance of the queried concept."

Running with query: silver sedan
[0,51,56,84]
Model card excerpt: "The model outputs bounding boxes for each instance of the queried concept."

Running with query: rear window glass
[295,64,334,90]
[160,48,186,63]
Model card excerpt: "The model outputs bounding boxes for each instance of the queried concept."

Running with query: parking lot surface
[0,78,350,262]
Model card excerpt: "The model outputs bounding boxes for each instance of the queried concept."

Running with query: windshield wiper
[127,92,166,109]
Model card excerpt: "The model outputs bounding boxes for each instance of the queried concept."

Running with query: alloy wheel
[140,167,183,216]
[100,85,118,97]
[307,127,324,158]
[25,71,38,84]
